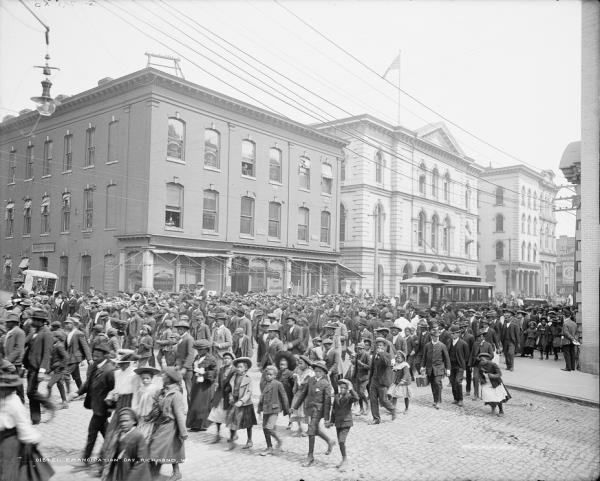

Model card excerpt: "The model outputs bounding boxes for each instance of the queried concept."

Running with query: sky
[0,0,580,235]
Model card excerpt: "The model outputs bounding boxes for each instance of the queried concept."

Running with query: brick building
[316,115,481,296]
[1,68,357,296]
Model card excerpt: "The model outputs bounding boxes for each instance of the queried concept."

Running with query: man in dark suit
[3,312,25,402]
[291,360,335,467]
[262,324,284,369]
[174,319,195,403]
[23,309,55,424]
[459,320,475,396]
[448,325,470,407]
[561,313,578,371]
[390,325,407,355]
[368,337,396,424]
[501,314,520,371]
[421,327,451,409]
[71,342,115,467]
[64,317,92,393]
[284,314,309,355]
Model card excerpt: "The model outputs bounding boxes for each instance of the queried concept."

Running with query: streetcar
[399,271,494,308]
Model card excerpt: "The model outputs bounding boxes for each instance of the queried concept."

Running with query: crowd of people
[0,284,580,480]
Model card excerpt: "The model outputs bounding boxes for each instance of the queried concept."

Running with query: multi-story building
[0,68,355,296]
[555,235,576,300]
[316,115,481,296]
[478,165,559,297]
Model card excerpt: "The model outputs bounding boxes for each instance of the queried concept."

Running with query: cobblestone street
[36,370,599,481]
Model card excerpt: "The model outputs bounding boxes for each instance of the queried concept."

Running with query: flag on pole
[383,52,401,78]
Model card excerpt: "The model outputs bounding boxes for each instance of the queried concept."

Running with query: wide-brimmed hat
[323,323,338,330]
[297,355,312,367]
[311,360,328,373]
[337,378,353,390]
[30,309,48,321]
[376,327,390,334]
[233,357,252,369]
[5,312,19,324]
[478,352,493,360]
[134,366,161,377]
[274,350,297,371]
[114,350,138,363]
[374,336,387,344]
[449,325,461,334]
[222,351,235,360]
[193,339,211,350]
[163,367,183,383]
[395,350,407,360]
[173,320,190,329]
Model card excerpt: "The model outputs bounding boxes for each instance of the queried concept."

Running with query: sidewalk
[501,355,599,405]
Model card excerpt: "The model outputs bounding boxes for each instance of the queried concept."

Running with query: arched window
[432,168,439,197]
[533,218,537,235]
[165,183,183,228]
[527,243,532,262]
[527,189,532,208]
[443,173,450,201]
[533,244,537,262]
[533,192,537,210]
[320,211,331,245]
[375,150,383,183]
[204,128,220,168]
[521,187,526,206]
[241,140,256,177]
[269,147,282,183]
[443,216,451,253]
[495,186,504,206]
[167,117,185,161]
[522,214,526,233]
[527,215,531,234]
[23,199,32,235]
[431,214,439,251]
[40,195,50,234]
[417,211,426,247]
[375,203,384,243]
[339,204,347,242]
[522,241,526,261]
[495,241,504,260]
[61,193,70,232]
[495,213,504,232]
[418,163,427,195]
[202,190,219,232]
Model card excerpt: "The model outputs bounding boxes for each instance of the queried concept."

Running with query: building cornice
[480,164,559,191]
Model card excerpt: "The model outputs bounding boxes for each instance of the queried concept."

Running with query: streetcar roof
[399,276,494,288]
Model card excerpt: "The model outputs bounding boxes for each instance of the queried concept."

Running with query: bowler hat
[30,309,48,320]
[311,360,328,373]
[173,320,190,329]
[193,339,212,350]
[374,336,387,344]
[449,325,461,333]
[5,312,19,324]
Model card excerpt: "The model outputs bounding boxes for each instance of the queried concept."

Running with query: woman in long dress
[207,352,235,443]
[478,353,511,416]
[290,355,314,437]
[148,367,188,481]
[186,340,217,431]
[131,366,161,441]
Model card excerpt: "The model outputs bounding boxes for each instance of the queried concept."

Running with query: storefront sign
[31,243,55,253]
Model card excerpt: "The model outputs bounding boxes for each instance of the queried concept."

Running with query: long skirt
[186,382,213,429]
[0,429,20,481]
[148,420,185,464]
[208,399,230,425]
[226,404,257,431]
[387,383,413,399]
[482,381,511,405]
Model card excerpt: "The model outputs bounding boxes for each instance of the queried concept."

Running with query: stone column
[118,250,126,292]
[141,250,154,291]
[224,257,232,292]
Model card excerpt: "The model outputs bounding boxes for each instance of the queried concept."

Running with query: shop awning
[290,258,364,278]
[151,249,232,258]
[337,263,364,278]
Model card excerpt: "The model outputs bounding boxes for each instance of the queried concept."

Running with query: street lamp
[31,54,60,116]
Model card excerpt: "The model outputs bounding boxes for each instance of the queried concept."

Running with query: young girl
[274,351,295,430]
[131,366,161,441]
[387,351,412,413]
[291,355,314,437]
[257,365,289,456]
[478,353,511,416]
[226,357,256,450]
[326,379,359,472]
[207,352,235,444]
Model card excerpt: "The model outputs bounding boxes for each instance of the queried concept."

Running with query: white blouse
[0,393,42,444]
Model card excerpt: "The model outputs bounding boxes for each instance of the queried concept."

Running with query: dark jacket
[103,427,150,481]
[211,365,235,410]
[65,329,92,364]
[448,338,470,370]
[4,326,25,365]
[292,375,333,420]
[501,322,520,347]
[286,325,309,355]
[353,350,371,383]
[369,350,394,387]
[24,326,53,372]
[422,341,451,377]
[175,332,195,370]
[50,339,68,373]
[469,339,495,367]
[258,379,290,415]
[79,360,115,416]
[329,389,359,428]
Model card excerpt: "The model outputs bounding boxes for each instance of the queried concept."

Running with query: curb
[504,383,599,407]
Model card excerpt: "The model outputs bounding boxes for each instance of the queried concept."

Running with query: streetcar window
[408,285,418,302]
[419,286,430,305]
[470,288,476,301]
[433,287,442,302]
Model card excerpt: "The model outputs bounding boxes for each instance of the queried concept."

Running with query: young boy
[326,379,359,471]
[257,365,290,456]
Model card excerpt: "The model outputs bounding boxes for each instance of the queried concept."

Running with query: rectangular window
[202,190,218,231]
[63,134,73,172]
[241,140,255,177]
[61,193,71,232]
[39,256,48,272]
[43,140,52,176]
[165,183,183,228]
[268,202,281,238]
[85,127,95,167]
[299,156,311,190]
[240,196,255,235]
[269,148,282,183]
[321,163,333,195]
[23,200,32,235]
[83,188,93,230]
[5,204,14,237]
[298,207,309,242]
[26,145,34,179]
[40,197,50,234]
[81,255,91,293]
[320,211,331,244]
[204,129,220,169]
[107,120,119,163]
[8,149,16,184]
[105,184,117,229]
[59,256,68,292]
[575,261,581,272]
